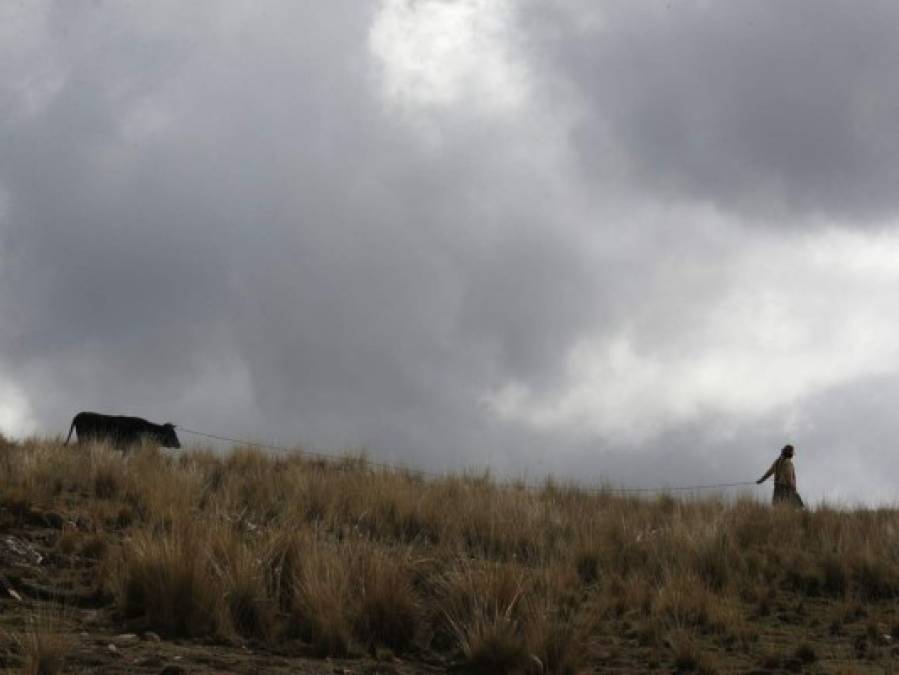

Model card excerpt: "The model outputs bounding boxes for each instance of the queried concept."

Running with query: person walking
[757,444,804,507]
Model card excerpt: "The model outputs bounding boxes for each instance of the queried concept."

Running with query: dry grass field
[1,434,898,673]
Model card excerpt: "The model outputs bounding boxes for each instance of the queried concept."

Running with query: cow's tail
[63,418,76,446]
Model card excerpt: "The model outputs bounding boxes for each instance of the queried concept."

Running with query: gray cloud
[1,1,898,503]
[0,2,596,467]
[527,1,899,220]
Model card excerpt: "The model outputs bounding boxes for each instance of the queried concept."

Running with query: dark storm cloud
[526,1,899,220]
[2,2,899,503]
[0,2,605,472]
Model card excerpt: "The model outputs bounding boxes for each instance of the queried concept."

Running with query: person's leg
[773,484,789,505]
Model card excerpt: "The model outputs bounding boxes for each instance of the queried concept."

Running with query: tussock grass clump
[120,446,204,524]
[16,630,70,675]
[352,546,420,652]
[573,548,601,586]
[435,561,529,647]
[261,529,305,612]
[209,530,276,640]
[522,595,590,675]
[92,464,121,500]
[285,538,353,656]
[653,574,716,630]
[647,571,755,647]
[849,548,899,600]
[112,525,223,637]
[113,519,279,640]
[671,634,719,674]
[3,607,72,675]
[54,529,108,561]
[435,561,530,669]
[455,615,533,674]
[820,551,849,597]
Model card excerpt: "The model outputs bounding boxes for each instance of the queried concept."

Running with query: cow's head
[161,423,181,449]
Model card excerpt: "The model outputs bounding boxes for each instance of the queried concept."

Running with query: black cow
[64,411,181,449]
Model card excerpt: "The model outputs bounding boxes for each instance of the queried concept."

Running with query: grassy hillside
[1,435,898,673]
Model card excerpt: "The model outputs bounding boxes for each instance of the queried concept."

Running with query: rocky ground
[3,503,899,674]
[0,504,443,675]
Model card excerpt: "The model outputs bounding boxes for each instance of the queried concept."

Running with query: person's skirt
[773,483,804,508]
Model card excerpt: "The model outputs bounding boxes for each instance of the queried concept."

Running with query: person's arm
[757,459,777,484]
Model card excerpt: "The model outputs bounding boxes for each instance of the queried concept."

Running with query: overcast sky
[3,1,899,504]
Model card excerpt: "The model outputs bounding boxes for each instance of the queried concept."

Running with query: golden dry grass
[2,435,898,672]
[1,605,72,675]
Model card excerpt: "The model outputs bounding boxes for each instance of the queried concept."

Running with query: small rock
[107,643,118,654]
[3,535,43,565]
[143,631,161,642]
[7,588,21,601]
[115,633,138,640]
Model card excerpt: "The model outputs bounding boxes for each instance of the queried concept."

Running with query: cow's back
[72,411,108,438]
[73,412,140,447]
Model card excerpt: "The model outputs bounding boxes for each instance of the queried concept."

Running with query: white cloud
[486,225,899,444]
[0,377,36,438]
[369,0,529,115]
